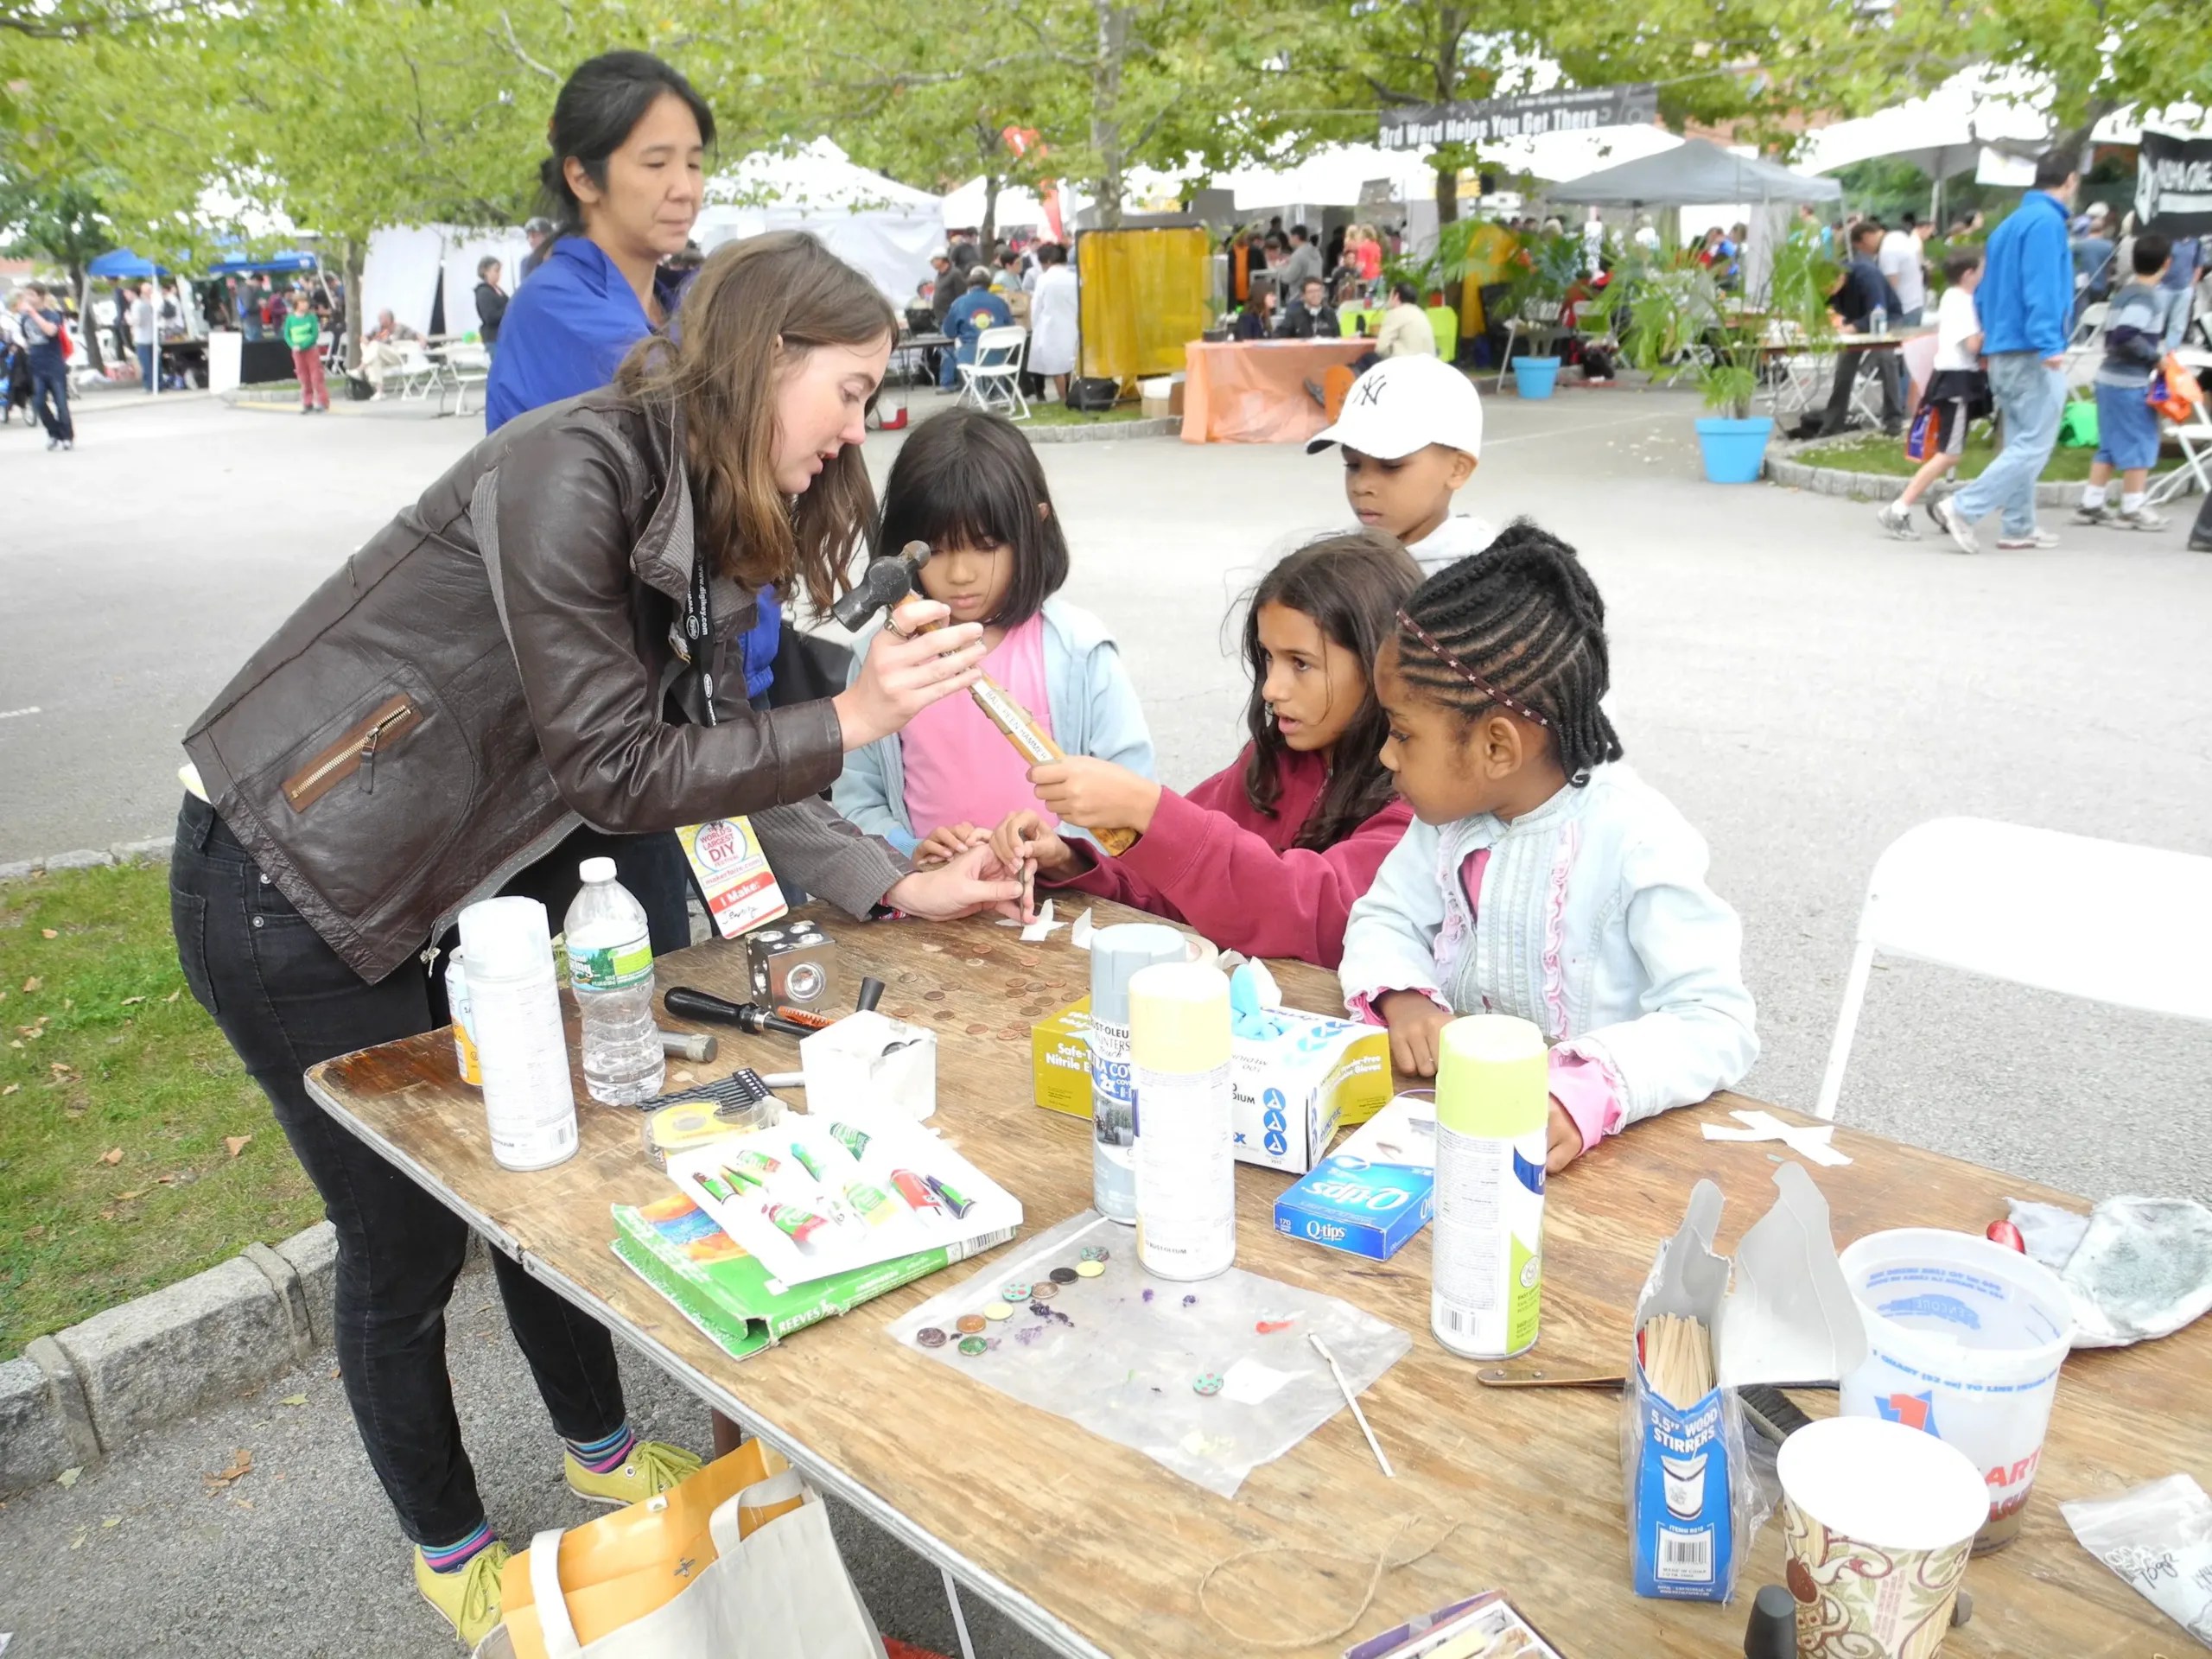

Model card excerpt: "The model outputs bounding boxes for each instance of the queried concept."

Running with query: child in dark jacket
[2076,232,2177,533]
[989,531,1419,967]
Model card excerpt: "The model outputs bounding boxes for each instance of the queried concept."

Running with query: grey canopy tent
[1546,137,1842,207]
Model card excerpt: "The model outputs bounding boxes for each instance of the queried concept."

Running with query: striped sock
[421,1520,497,1574]
[566,1421,638,1475]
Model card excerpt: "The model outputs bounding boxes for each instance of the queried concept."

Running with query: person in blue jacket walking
[1928,151,2079,554]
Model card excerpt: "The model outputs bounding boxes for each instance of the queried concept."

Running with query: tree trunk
[1436,166,1465,356]
[982,175,1002,257]
[1090,0,1128,231]
[72,264,105,372]
[344,237,365,375]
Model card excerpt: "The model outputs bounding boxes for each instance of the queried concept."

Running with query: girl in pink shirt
[989,531,1420,967]
[833,410,1154,858]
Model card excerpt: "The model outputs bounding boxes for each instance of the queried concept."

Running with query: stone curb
[1764,448,2084,508]
[1021,415,1180,444]
[1,1220,336,1497]
[0,834,174,886]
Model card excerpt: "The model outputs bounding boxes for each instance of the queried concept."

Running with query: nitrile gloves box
[1229,1006,1390,1174]
[1624,1164,1869,1603]
[1273,1092,1435,1261]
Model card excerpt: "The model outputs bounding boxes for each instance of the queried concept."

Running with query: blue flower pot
[1694,416,1774,485]
[1513,355,1560,399]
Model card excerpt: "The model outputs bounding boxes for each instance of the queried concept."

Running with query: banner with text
[2137,129,2212,236]
[1378,84,1660,153]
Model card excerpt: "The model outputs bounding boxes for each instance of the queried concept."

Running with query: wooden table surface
[307,903,2206,1658]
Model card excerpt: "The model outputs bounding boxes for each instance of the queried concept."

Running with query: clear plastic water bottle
[564,857,664,1106]
[1869,302,1888,338]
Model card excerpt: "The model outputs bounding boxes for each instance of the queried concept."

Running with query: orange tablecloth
[1179,338,1370,443]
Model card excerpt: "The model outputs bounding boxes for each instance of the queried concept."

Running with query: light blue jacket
[833,597,1155,855]
[1338,764,1758,1128]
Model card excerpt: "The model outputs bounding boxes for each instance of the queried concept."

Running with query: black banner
[1378,84,1660,153]
[2137,129,2212,235]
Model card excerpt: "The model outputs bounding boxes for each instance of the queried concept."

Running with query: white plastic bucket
[1837,1228,2073,1552]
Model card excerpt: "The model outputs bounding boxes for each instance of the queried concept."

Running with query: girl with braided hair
[1338,520,1758,1173]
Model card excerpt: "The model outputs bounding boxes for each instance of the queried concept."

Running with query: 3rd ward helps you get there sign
[1377,83,1662,151]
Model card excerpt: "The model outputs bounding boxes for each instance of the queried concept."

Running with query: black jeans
[1819,346,1903,435]
[169,793,641,1546]
[29,361,73,442]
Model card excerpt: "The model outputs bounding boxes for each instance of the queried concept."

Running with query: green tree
[0,168,118,365]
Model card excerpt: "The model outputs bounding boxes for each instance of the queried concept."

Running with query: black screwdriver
[663,986,816,1039]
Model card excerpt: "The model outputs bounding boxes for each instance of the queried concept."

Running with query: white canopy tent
[698,139,944,304]
[362,224,532,340]
[941,177,1056,238]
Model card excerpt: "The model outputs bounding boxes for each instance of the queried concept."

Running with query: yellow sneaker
[563,1438,703,1508]
[413,1539,511,1651]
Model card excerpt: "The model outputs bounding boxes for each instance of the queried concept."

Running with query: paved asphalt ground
[2,379,2209,1656]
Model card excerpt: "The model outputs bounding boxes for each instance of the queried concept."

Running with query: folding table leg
[941,1567,979,1659]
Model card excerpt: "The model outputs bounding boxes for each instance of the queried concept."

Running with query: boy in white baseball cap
[1306,355,1493,575]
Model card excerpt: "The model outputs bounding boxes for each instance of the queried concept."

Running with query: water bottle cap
[579,856,618,885]
[457,896,555,981]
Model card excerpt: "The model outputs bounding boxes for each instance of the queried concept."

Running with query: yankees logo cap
[1306,355,1484,461]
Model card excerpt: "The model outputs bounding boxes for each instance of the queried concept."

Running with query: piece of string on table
[1197,1515,1471,1649]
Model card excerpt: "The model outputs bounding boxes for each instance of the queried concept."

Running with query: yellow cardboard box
[1032,997,1094,1118]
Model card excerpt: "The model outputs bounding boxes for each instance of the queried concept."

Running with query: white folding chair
[438,342,492,417]
[1815,817,2212,1120]
[390,340,442,400]
[2145,365,2212,508]
[957,325,1030,419]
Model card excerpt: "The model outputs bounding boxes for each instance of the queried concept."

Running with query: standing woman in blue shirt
[486,51,778,950]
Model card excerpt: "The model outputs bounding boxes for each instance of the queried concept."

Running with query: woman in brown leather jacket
[169,232,1020,1641]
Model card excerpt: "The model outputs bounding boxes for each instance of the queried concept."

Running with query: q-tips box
[1274,1092,1436,1261]
[1029,997,1388,1174]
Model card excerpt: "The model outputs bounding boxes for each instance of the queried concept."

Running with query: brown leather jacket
[184,390,905,982]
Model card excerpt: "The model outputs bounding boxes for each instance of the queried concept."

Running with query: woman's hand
[989,810,1080,882]
[913,822,986,868]
[1027,757,1161,835]
[1376,988,1454,1077]
[883,841,1027,923]
[1546,1099,1586,1174]
[831,598,987,753]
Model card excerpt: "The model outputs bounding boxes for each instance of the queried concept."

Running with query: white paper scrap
[1070,906,1094,950]
[1019,897,1062,942]
[1701,1109,1852,1167]
[1219,1357,1297,1406]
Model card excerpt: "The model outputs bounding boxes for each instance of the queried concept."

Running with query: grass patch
[0,863,319,1358]
[1802,426,2184,481]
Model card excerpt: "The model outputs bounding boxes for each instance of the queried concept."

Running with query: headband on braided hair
[1395,610,1551,728]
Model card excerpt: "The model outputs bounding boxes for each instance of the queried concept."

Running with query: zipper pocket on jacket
[281,695,420,812]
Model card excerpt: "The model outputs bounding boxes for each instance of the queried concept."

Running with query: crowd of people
[915,230,1077,401]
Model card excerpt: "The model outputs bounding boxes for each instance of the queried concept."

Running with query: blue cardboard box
[1273,1093,1435,1261]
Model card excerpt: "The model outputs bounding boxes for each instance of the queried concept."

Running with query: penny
[1192,1373,1224,1396]
[957,1336,988,1357]
[1075,1260,1104,1278]
[955,1314,987,1335]
[1079,1246,1110,1263]
[925,990,945,1002]
[915,1327,947,1350]
[966,1023,988,1036]
[1001,1282,1033,1302]
[1049,1267,1079,1285]
[1029,1281,1058,1301]
[983,1301,1014,1321]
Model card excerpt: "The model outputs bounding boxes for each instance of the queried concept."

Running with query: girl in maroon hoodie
[990,531,1420,966]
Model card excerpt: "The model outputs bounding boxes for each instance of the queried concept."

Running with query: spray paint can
[1430,1014,1548,1359]
[1089,923,1193,1223]
[1129,959,1236,1281]
[445,950,480,1086]
[456,897,578,1172]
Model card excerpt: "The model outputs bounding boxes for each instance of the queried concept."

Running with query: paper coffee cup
[1778,1417,1986,1658]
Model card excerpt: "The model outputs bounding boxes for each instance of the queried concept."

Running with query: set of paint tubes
[686,1121,976,1255]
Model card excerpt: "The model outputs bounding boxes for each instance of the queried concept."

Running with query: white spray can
[1430,1014,1548,1359]
[456,896,578,1171]
[1130,959,1236,1281]
[1089,923,1195,1224]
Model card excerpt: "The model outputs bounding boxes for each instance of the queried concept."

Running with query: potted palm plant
[1593,234,1839,481]
[1494,232,1586,399]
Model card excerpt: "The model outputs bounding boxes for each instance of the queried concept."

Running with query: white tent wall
[693,205,943,307]
[364,225,529,339]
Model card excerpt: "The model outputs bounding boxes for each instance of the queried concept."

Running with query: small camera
[747,921,837,1012]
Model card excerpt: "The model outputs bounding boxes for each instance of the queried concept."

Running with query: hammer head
[831,540,933,631]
